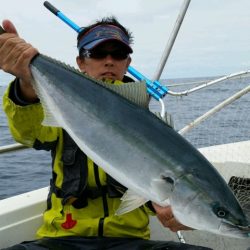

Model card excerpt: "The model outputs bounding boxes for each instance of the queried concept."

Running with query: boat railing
[0,143,27,154]
[167,70,250,96]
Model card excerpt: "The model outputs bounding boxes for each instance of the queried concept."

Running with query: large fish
[30,54,249,238]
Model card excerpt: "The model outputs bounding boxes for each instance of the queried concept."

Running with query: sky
[1,0,250,80]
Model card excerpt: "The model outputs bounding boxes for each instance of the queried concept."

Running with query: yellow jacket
[3,79,154,239]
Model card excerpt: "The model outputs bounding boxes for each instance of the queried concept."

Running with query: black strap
[61,130,88,205]
[48,131,127,209]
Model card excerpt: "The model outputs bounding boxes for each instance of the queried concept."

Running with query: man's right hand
[0,19,39,102]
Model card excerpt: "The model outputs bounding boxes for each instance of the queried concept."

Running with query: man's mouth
[101,72,115,77]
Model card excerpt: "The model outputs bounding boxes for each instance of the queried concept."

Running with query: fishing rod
[43,1,168,101]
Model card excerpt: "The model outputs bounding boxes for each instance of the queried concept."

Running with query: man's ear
[126,56,132,68]
[76,56,85,72]
[125,56,131,74]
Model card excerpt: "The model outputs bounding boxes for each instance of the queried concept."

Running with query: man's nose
[104,54,115,65]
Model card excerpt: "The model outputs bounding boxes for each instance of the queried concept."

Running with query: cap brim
[84,38,133,53]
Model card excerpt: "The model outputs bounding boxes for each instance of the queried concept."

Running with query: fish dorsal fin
[31,76,61,127]
[100,81,149,108]
[115,189,148,215]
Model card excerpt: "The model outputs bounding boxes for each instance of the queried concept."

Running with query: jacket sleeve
[144,202,156,216]
[2,81,59,148]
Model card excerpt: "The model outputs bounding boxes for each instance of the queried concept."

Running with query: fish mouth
[219,220,250,238]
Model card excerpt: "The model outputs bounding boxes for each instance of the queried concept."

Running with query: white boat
[0,1,249,249]
[0,141,249,249]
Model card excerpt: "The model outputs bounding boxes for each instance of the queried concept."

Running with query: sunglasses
[82,48,129,60]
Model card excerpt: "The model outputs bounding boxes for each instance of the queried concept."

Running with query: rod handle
[0,25,6,35]
[44,1,59,15]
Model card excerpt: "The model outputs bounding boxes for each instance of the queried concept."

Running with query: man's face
[77,41,131,81]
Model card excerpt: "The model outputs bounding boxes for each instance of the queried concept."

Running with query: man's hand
[0,19,39,101]
[152,203,193,232]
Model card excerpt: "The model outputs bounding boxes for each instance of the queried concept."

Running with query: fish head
[166,172,250,238]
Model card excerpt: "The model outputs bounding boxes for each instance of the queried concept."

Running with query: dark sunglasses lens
[89,49,128,60]
[111,51,129,60]
[89,50,106,59]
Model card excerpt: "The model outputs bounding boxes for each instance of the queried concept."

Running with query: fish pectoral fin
[31,78,61,127]
[151,177,174,201]
[115,189,148,215]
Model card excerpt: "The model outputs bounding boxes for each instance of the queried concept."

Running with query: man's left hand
[152,203,193,232]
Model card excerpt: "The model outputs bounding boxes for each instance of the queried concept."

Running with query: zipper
[94,163,109,236]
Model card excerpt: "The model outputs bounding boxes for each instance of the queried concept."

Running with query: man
[0,17,205,250]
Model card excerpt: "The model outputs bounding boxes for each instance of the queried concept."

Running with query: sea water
[0,72,249,199]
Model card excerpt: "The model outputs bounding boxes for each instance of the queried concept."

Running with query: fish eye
[217,209,227,218]
[213,206,228,218]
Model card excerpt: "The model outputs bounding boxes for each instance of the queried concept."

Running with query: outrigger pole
[152,0,191,119]
[153,0,191,81]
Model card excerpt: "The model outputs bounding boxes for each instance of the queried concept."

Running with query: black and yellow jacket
[3,78,155,239]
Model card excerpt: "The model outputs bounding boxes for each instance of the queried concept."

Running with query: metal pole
[168,70,250,96]
[0,143,27,154]
[153,0,191,81]
[178,85,250,136]
[151,0,191,242]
